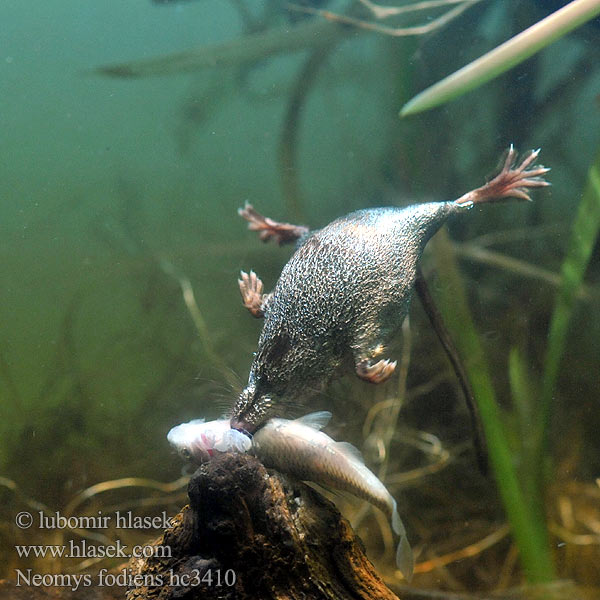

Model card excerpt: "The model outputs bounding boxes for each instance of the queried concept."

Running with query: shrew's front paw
[238,270,270,318]
[356,358,397,384]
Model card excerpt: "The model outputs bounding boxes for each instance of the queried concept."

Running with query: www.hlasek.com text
[15,540,171,560]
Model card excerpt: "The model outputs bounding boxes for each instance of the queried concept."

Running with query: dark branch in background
[414,267,488,475]
[95,20,349,78]
[279,42,341,222]
[95,1,476,79]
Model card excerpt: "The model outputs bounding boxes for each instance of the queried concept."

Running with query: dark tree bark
[126,452,400,600]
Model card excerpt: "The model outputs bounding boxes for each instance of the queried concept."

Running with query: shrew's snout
[230,382,259,434]
[230,417,256,436]
[230,381,273,435]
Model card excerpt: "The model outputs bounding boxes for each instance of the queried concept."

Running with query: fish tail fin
[391,499,414,581]
[396,534,414,582]
[390,499,405,537]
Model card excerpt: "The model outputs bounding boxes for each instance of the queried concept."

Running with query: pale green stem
[401,0,600,116]
[430,230,555,582]
[537,150,600,477]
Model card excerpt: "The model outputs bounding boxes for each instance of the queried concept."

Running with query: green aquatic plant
[430,229,555,583]
[96,0,478,79]
[507,346,539,508]
[400,0,600,117]
[427,146,600,583]
[538,148,600,480]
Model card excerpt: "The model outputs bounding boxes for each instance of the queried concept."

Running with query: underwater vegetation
[2,0,600,597]
[401,0,600,115]
[429,147,600,584]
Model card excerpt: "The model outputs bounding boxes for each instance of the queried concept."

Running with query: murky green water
[2,1,599,597]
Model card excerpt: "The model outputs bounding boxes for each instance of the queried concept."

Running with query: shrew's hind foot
[239,202,309,246]
[356,358,397,384]
[455,145,550,207]
[239,270,271,318]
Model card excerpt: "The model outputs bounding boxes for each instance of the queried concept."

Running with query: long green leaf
[538,149,600,468]
[430,230,555,583]
[400,0,600,117]
[508,346,539,506]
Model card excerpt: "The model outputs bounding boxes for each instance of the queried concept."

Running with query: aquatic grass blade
[537,149,600,470]
[400,0,600,117]
[508,346,541,506]
[430,230,555,583]
[507,347,537,442]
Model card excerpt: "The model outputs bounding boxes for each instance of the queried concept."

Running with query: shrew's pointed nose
[230,418,256,436]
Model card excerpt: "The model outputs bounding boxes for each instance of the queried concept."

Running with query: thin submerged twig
[415,267,488,474]
[158,257,240,389]
[413,524,511,574]
[287,0,479,38]
[95,19,348,79]
[378,317,412,479]
[279,0,478,220]
[454,242,598,301]
[362,370,452,438]
[384,432,453,486]
[279,0,468,220]
[352,319,412,563]
[62,475,189,518]
[356,0,476,20]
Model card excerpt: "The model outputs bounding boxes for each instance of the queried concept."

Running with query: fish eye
[180,448,192,460]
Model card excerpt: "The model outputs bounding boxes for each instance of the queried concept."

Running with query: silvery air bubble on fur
[167,418,252,463]
[251,411,414,581]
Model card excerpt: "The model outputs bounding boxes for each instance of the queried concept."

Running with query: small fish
[252,411,414,581]
[167,418,252,463]
[167,413,412,578]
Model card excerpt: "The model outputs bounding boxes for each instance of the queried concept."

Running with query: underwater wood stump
[127,452,400,600]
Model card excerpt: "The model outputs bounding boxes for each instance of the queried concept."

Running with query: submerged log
[127,452,400,600]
